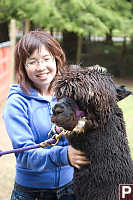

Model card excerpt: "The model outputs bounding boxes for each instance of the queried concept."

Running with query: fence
[0,41,12,104]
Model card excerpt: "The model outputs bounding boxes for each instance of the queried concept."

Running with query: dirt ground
[0,105,15,200]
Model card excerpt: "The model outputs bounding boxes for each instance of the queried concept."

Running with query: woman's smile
[35,71,49,79]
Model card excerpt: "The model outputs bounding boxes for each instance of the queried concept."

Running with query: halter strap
[74,103,85,120]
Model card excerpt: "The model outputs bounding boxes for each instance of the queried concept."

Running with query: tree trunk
[62,31,78,64]
[50,27,54,36]
[88,32,91,42]
[76,35,82,64]
[30,21,39,31]
[105,28,113,44]
[130,35,133,44]
[0,21,9,42]
[25,19,30,33]
[121,36,127,57]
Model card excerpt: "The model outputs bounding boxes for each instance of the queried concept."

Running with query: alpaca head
[51,65,118,132]
[51,97,86,131]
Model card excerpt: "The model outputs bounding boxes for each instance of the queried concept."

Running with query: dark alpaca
[51,66,133,200]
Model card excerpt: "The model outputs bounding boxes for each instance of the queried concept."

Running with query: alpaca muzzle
[51,97,87,135]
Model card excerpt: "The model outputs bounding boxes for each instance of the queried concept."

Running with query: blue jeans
[11,181,76,200]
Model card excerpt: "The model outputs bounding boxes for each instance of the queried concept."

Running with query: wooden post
[25,19,30,33]
[9,19,16,82]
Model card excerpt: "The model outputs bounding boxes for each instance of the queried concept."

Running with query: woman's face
[25,46,56,91]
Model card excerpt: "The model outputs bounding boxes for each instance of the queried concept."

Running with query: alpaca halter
[74,104,85,120]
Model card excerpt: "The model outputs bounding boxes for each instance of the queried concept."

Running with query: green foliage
[31,0,57,29]
[51,0,109,35]
[0,0,132,37]
[96,0,133,35]
[0,0,41,22]
[0,0,18,21]
[16,0,41,20]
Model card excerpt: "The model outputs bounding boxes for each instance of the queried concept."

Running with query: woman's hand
[68,145,91,169]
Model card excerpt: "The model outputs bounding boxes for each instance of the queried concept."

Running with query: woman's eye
[30,61,36,65]
[42,56,51,61]
[44,57,50,61]
[28,60,36,65]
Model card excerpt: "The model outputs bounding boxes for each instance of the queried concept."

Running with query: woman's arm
[3,95,69,172]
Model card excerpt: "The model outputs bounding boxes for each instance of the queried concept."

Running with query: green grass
[118,86,133,157]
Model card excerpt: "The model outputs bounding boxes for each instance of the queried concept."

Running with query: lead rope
[40,129,70,147]
[0,129,70,157]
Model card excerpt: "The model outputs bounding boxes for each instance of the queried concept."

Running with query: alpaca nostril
[51,116,54,123]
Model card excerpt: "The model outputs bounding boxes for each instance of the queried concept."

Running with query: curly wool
[53,65,133,200]
[54,66,117,127]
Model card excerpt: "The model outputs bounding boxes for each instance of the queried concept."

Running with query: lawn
[118,84,133,157]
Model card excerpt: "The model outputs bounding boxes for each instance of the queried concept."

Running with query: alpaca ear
[116,85,132,101]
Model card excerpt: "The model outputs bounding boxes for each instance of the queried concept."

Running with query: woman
[3,30,89,200]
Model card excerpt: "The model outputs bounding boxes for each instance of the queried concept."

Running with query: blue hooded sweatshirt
[3,84,74,189]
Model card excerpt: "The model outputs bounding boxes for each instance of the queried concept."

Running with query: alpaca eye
[56,110,63,114]
[53,107,64,115]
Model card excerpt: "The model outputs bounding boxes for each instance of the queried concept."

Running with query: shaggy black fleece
[51,66,133,200]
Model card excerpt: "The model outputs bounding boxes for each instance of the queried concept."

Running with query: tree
[0,0,41,42]
[0,0,132,63]
[96,0,132,43]
[45,0,109,63]
[35,0,132,63]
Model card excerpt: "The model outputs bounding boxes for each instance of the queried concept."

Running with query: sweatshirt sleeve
[3,95,69,172]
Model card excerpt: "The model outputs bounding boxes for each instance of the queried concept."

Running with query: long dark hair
[15,30,67,94]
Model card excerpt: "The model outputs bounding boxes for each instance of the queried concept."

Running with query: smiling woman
[15,31,67,95]
[25,46,57,97]
[2,30,89,200]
